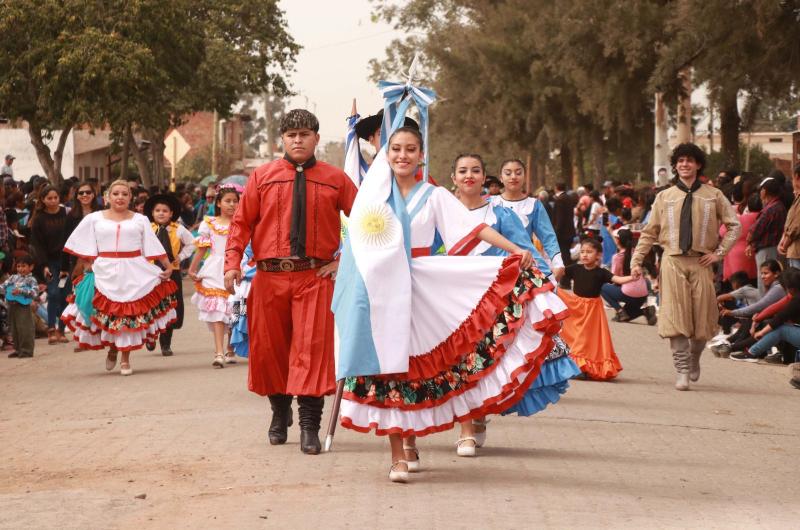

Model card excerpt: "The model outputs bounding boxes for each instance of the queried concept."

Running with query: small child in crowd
[558,238,634,380]
[1,254,39,358]
[189,185,240,368]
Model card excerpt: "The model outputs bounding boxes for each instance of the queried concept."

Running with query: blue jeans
[600,284,646,319]
[46,259,68,331]
[788,258,800,270]
[750,324,800,360]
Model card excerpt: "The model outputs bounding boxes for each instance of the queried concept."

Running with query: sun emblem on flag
[352,203,397,248]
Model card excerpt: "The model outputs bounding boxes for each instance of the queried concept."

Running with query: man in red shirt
[224,109,358,454]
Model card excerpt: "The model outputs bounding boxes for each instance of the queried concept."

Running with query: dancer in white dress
[333,127,568,483]
[61,180,177,376]
[188,185,240,368]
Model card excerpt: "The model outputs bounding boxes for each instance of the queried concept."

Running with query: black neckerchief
[155,223,174,267]
[675,178,701,253]
[284,154,317,257]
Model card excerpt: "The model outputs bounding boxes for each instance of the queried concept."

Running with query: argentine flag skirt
[339,254,569,437]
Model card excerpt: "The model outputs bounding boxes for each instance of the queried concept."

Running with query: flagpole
[325,98,359,453]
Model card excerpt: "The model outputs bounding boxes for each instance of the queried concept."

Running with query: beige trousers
[658,255,718,341]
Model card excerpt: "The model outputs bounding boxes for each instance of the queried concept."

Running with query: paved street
[1,281,797,529]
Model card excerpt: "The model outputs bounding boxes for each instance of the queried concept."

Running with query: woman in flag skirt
[333,124,568,483]
[451,154,580,450]
[61,180,177,376]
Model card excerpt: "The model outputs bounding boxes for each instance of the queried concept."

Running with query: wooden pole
[170,136,177,192]
[324,379,345,452]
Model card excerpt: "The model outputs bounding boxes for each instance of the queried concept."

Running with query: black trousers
[9,302,35,356]
[159,271,184,350]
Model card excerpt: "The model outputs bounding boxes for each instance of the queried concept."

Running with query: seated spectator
[712,260,785,357]
[731,268,800,363]
[716,271,759,335]
[601,228,657,325]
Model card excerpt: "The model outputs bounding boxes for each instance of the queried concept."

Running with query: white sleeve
[176,224,195,261]
[63,213,98,259]
[430,188,487,255]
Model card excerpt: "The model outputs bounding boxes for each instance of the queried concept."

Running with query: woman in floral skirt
[333,122,568,483]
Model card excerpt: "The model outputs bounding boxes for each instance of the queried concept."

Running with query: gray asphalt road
[1,284,797,529]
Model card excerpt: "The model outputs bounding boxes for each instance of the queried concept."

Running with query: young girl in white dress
[188,185,240,368]
[61,180,177,376]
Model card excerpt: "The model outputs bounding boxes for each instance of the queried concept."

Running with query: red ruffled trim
[63,311,177,352]
[340,344,549,438]
[571,355,623,381]
[92,279,177,317]
[404,255,563,380]
[343,334,553,411]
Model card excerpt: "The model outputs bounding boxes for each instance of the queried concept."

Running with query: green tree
[0,0,298,185]
[652,0,800,170]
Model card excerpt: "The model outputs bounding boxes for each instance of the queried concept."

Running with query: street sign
[163,129,190,166]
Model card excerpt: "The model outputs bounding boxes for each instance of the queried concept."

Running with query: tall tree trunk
[27,122,72,185]
[560,141,573,184]
[575,136,585,188]
[120,124,131,181]
[129,124,153,186]
[590,125,607,190]
[719,86,740,170]
[676,67,693,143]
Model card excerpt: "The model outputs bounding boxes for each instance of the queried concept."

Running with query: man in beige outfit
[632,143,740,391]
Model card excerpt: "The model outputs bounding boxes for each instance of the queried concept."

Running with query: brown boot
[56,329,69,343]
[47,328,58,345]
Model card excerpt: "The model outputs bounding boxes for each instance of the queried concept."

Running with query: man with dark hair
[552,181,576,279]
[224,109,358,454]
[779,163,800,269]
[632,143,740,391]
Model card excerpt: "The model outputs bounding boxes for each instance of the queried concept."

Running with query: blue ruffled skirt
[503,334,580,416]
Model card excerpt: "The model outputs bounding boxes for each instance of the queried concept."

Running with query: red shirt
[225,159,358,272]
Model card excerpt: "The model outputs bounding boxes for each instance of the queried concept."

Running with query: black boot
[297,395,324,455]
[267,394,293,445]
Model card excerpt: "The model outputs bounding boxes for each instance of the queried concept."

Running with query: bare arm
[477,226,532,268]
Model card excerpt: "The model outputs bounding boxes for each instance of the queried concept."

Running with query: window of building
[769,138,783,143]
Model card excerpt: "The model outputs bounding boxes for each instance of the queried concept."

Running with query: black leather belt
[257,258,330,273]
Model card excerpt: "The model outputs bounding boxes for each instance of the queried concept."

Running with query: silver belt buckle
[279,259,295,272]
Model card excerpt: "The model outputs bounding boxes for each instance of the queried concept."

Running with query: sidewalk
[0,284,797,529]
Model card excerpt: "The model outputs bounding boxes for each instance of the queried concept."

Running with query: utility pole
[264,91,275,159]
[211,110,218,176]
[653,93,671,185]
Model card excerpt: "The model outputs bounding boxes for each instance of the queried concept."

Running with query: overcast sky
[280,0,405,144]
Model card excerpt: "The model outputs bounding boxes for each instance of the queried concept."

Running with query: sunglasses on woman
[77,190,94,196]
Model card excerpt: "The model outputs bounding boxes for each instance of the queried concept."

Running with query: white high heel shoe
[389,460,409,483]
[456,436,477,457]
[403,444,420,472]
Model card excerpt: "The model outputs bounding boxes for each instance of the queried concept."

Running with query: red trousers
[247,269,336,397]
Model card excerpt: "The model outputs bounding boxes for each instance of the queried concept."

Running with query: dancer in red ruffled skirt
[61,180,177,376]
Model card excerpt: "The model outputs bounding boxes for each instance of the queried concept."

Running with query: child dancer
[144,194,195,356]
[60,180,177,376]
[229,243,256,358]
[451,154,580,454]
[2,253,39,358]
[188,184,239,368]
[559,238,633,380]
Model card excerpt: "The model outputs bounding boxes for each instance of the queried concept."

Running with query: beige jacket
[782,194,800,259]
[632,183,740,267]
